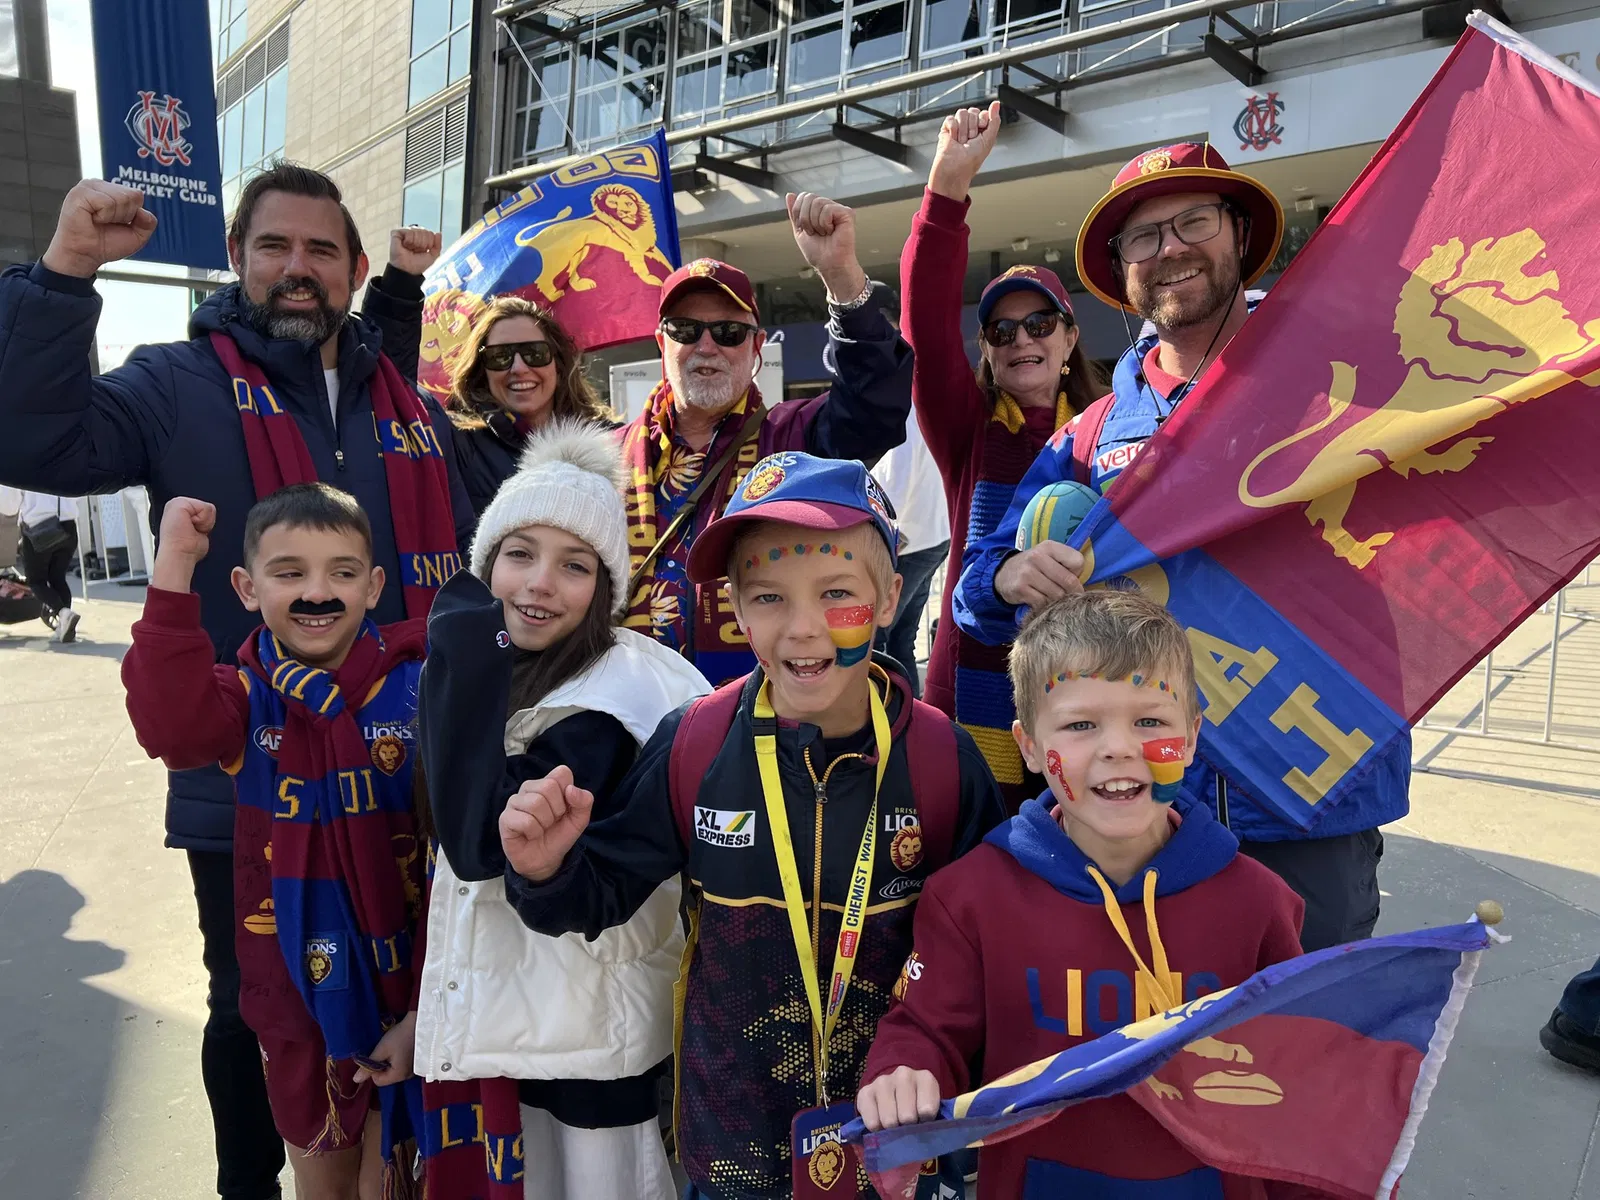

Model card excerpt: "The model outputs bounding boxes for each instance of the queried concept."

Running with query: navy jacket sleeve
[803,298,913,468]
[0,262,176,494]
[362,265,425,387]
[952,429,1077,646]
[423,394,476,556]
[951,723,1006,857]
[503,705,691,941]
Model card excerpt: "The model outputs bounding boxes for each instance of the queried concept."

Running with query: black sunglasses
[480,341,554,371]
[981,309,1066,347]
[659,316,760,347]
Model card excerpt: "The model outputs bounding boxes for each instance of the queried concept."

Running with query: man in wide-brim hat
[955,142,1412,954]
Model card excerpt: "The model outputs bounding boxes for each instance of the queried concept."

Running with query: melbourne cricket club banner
[417,130,681,402]
[1055,13,1600,831]
[90,0,229,270]
[847,917,1503,1199]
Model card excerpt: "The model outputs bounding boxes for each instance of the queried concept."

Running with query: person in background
[619,191,914,687]
[901,102,1104,805]
[445,295,618,519]
[868,287,950,696]
[0,166,463,1200]
[0,487,82,642]
[1542,960,1600,1073]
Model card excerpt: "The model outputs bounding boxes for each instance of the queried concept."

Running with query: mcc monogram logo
[1233,91,1285,152]
[124,91,193,167]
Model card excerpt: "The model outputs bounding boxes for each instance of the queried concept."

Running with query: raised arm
[901,103,1008,472]
[787,191,913,467]
[361,227,442,387]
[0,181,179,495]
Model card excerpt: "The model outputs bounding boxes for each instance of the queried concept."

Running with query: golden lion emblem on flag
[1239,229,1600,567]
[515,183,675,303]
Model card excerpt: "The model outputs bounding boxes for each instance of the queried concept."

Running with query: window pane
[787,23,841,88]
[263,68,287,158]
[619,18,667,73]
[521,49,571,106]
[728,0,778,41]
[673,59,721,115]
[409,41,449,106]
[578,90,619,143]
[516,103,567,161]
[725,41,774,103]
[849,3,906,69]
[577,30,620,88]
[448,26,471,83]
[403,174,444,232]
[441,163,465,241]
[241,86,265,170]
[999,0,1064,25]
[412,0,451,55]
[451,0,472,27]
[794,0,843,23]
[618,71,663,128]
[223,104,243,177]
[677,1,715,57]
[922,0,987,47]
[222,175,240,219]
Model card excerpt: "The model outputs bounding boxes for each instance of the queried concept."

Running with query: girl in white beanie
[412,418,709,1200]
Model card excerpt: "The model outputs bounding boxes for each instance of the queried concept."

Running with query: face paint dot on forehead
[1043,669,1173,694]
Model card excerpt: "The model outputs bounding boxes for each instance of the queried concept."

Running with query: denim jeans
[876,541,949,699]
[187,851,286,1199]
[1558,956,1600,1036]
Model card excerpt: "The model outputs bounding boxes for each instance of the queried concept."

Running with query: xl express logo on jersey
[694,807,756,848]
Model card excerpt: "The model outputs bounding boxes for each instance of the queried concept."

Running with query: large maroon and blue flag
[416,130,681,402]
[1068,15,1600,830]
[846,917,1500,1199]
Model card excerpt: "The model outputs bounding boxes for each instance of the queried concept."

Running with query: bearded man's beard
[241,275,351,344]
[670,353,743,412]
[1128,252,1241,331]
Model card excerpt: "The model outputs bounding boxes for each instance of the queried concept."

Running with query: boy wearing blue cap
[496,452,1005,1200]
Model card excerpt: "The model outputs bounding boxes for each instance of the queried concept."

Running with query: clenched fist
[42,180,159,279]
[389,226,443,276]
[929,102,1003,203]
[499,764,595,883]
[856,1066,942,1132]
[786,192,867,306]
[150,497,216,594]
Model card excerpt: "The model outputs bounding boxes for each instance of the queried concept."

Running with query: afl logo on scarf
[371,734,407,776]
[741,459,786,501]
[304,935,347,988]
[254,726,283,757]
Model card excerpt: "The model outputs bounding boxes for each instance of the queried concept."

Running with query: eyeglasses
[1110,202,1230,265]
[981,309,1065,347]
[480,341,554,371]
[659,317,760,347]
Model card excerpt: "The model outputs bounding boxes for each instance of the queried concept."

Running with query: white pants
[519,1105,675,1200]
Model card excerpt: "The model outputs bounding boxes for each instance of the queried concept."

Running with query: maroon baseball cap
[658,258,760,323]
[977,264,1075,325]
[1075,143,1284,313]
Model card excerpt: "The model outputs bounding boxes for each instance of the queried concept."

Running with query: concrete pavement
[0,579,1596,1199]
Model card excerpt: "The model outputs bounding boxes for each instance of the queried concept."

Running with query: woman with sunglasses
[902,100,1105,808]
[447,295,617,518]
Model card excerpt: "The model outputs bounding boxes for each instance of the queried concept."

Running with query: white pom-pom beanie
[468,418,630,612]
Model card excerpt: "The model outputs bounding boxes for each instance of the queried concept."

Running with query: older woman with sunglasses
[901,101,1105,807]
[446,295,617,517]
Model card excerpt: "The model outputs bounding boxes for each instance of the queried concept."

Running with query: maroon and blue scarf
[234,618,428,1189]
[210,331,461,617]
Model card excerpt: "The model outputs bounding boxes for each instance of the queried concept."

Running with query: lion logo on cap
[1138,150,1173,175]
[741,460,786,502]
[687,258,719,278]
[998,264,1039,280]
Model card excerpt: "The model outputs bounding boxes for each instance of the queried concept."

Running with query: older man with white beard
[618,191,912,686]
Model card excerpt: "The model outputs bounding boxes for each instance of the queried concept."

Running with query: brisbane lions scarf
[210,331,460,617]
[234,618,428,1188]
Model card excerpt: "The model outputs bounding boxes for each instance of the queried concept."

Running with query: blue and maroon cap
[977,263,1076,325]
[686,451,899,583]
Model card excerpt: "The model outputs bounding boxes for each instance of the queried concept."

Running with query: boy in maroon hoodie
[857,590,1307,1199]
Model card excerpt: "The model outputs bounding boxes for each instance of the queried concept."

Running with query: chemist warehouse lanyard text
[753,668,892,1105]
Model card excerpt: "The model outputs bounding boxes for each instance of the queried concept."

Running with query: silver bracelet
[828,277,875,312]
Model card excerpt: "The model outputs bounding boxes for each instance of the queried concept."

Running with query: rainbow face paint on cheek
[825,604,874,667]
[1143,736,1187,804]
[1045,749,1076,803]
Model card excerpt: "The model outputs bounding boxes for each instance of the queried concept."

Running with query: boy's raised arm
[121,498,249,771]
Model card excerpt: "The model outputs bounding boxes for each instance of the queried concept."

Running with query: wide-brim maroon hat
[1075,143,1284,313]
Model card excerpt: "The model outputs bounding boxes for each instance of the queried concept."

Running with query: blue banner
[91,0,228,270]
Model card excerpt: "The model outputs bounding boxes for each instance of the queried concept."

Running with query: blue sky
[45,0,196,366]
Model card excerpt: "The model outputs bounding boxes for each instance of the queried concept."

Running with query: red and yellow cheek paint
[1143,736,1187,804]
[1044,749,1076,803]
[825,604,875,667]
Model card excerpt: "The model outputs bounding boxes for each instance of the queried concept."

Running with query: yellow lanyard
[753,672,891,1103]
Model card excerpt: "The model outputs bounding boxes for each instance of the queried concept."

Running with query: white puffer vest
[415,628,710,1082]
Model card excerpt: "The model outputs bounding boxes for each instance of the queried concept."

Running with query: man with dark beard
[0,163,472,1200]
[953,143,1411,955]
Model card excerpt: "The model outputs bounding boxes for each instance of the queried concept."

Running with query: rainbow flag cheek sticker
[826,605,875,667]
[1143,736,1187,804]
